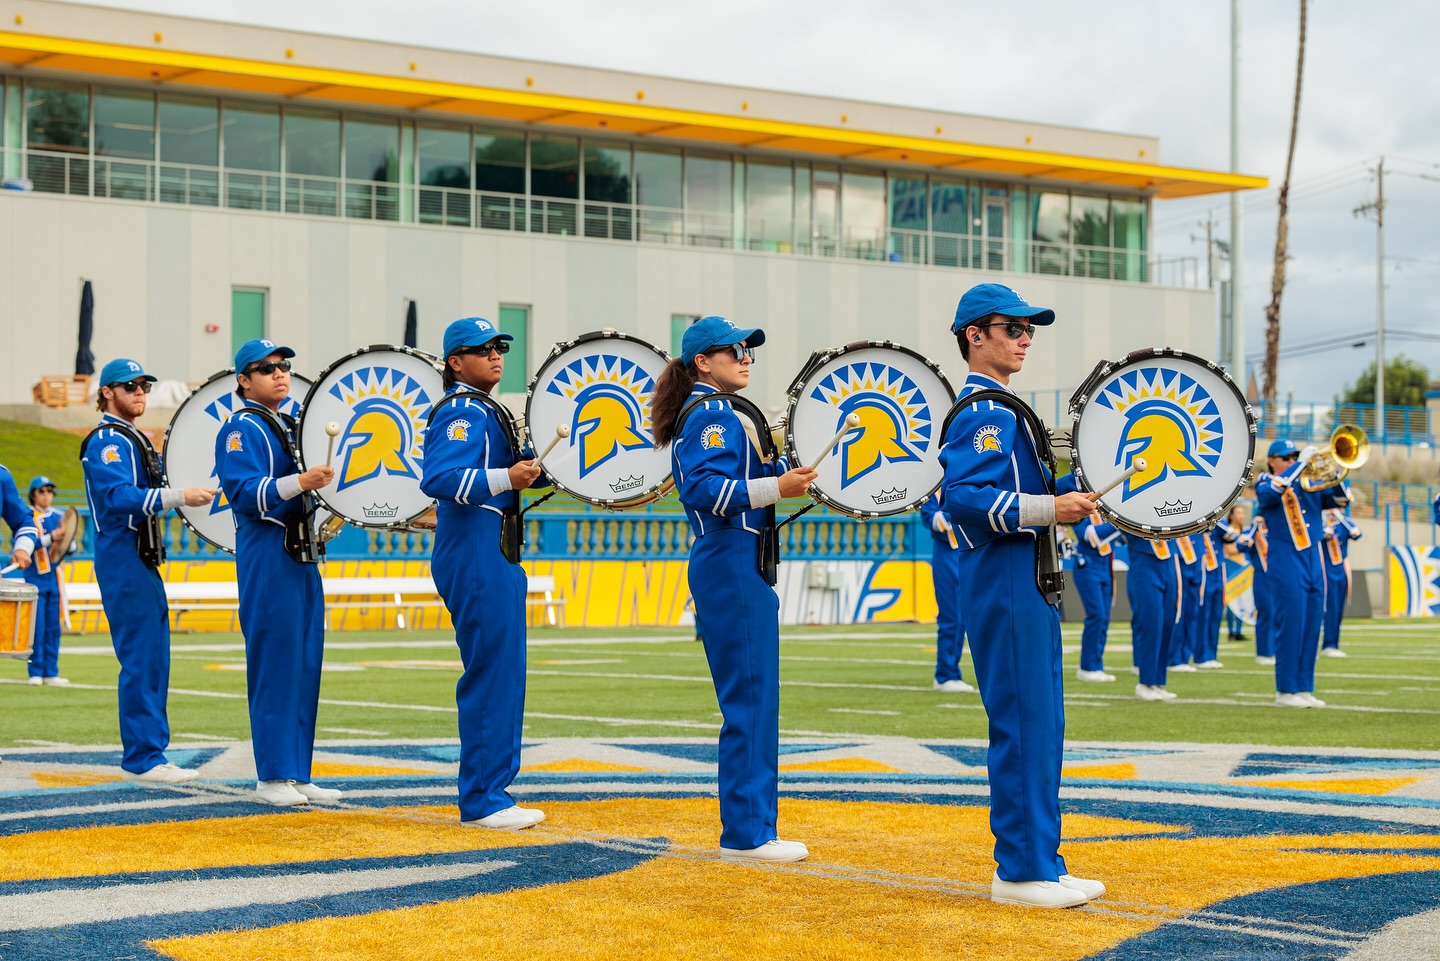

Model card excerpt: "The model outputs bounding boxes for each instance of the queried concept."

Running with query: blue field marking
[310,743,464,763]
[1,747,229,769]
[1231,752,1440,778]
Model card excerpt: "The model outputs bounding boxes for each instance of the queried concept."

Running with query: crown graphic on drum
[609,475,644,494]
[870,487,908,505]
[1155,499,1194,518]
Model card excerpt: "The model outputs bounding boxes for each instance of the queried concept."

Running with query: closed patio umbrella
[403,299,418,349]
[75,280,95,376]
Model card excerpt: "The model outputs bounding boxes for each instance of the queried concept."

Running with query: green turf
[3,620,1438,752]
[0,419,86,500]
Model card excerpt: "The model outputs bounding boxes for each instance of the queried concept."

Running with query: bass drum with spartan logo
[1069,347,1256,538]
[784,341,954,517]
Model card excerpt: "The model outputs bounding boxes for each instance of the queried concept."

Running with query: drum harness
[940,389,1065,607]
[234,406,323,565]
[79,420,168,570]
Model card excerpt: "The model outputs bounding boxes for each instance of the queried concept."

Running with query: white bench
[63,574,565,632]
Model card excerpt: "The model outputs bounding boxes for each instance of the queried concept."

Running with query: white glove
[1297,445,1319,466]
[931,513,950,533]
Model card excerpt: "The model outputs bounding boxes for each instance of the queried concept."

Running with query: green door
[670,313,699,359]
[497,304,529,394]
[231,288,267,357]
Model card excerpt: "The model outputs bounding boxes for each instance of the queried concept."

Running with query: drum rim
[783,340,956,519]
[298,344,444,530]
[162,367,314,555]
[1068,348,1257,538]
[522,330,675,510]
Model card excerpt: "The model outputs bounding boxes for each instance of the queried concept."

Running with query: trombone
[1298,424,1369,492]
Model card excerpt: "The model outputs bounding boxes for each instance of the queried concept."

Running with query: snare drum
[1069,348,1256,538]
[784,341,955,517]
[298,345,443,529]
[525,330,673,508]
[164,369,312,554]
[0,578,38,660]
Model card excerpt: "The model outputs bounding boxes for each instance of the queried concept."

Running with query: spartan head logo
[1116,398,1210,500]
[337,397,420,490]
[835,393,921,488]
[571,383,650,478]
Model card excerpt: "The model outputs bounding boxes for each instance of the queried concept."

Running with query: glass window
[530,133,578,199]
[584,141,631,203]
[345,115,398,182]
[889,176,927,231]
[746,160,793,250]
[474,125,525,194]
[794,164,812,254]
[1112,198,1146,250]
[222,103,280,171]
[812,166,838,256]
[841,170,886,260]
[1032,191,1070,244]
[284,108,340,177]
[417,124,470,188]
[930,178,969,234]
[94,88,154,159]
[1071,195,1110,247]
[634,147,681,208]
[684,153,730,211]
[158,95,218,166]
[25,81,89,153]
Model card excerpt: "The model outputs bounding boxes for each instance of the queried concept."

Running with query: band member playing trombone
[651,315,816,863]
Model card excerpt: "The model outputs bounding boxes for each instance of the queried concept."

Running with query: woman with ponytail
[654,315,816,863]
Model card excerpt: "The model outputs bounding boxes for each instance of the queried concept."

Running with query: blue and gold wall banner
[1388,546,1440,617]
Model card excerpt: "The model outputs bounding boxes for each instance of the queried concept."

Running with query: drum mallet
[0,563,16,576]
[324,421,341,468]
[808,413,862,471]
[532,425,571,469]
[1091,457,1147,501]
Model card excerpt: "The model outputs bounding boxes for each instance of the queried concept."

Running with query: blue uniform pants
[1268,549,1324,694]
[957,537,1067,883]
[1253,566,1275,658]
[1171,567,1202,666]
[1200,571,1224,663]
[26,578,61,678]
[1323,573,1349,647]
[95,533,173,774]
[931,542,966,683]
[1225,608,1244,638]
[236,522,325,783]
[1071,558,1113,673]
[691,528,780,850]
[433,508,528,822]
[1127,552,1176,688]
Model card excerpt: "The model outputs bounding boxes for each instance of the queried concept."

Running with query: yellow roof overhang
[0,30,1268,199]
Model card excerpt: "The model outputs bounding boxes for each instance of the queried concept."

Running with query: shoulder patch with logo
[700,424,726,450]
[100,444,121,464]
[447,419,471,442]
[972,425,1003,454]
[224,431,244,453]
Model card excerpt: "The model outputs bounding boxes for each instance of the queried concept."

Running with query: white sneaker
[1256,656,1277,666]
[1129,665,1140,675]
[26,676,41,686]
[1169,663,1198,673]
[463,805,545,830]
[1275,693,1310,708]
[1319,647,1348,658]
[1057,874,1106,900]
[127,762,200,784]
[1299,692,1327,707]
[991,873,1088,908]
[1196,660,1224,670]
[1135,684,1166,702]
[255,779,310,806]
[42,676,70,686]
[1076,669,1117,682]
[1154,686,1178,700]
[933,679,977,693]
[720,839,809,863]
[292,782,343,801]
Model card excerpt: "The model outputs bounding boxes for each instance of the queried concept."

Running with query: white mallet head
[844,412,861,429]
[557,425,571,438]
[325,421,342,437]
[1133,457,1147,472]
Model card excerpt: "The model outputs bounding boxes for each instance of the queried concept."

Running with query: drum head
[525,331,673,508]
[785,342,955,517]
[164,369,312,554]
[1070,349,1256,538]
[299,345,442,528]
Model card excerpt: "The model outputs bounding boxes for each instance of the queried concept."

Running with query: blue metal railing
[1250,399,1436,447]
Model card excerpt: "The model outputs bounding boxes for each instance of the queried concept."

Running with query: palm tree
[1263,0,1308,403]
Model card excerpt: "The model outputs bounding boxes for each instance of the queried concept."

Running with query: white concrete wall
[0,191,1218,419]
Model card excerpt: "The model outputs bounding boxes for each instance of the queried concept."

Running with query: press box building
[0,0,1264,415]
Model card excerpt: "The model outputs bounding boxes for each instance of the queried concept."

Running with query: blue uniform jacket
[672,383,786,539]
[0,466,38,558]
[215,401,305,530]
[1322,515,1361,572]
[1255,466,1345,557]
[21,506,63,588]
[81,415,171,537]
[420,386,529,517]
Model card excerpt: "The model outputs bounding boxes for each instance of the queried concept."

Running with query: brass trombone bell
[1298,424,1369,492]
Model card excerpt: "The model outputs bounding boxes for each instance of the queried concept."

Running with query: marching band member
[1057,473,1124,682]
[0,465,37,573]
[421,317,547,830]
[1320,507,1361,657]
[1240,516,1276,665]
[1194,524,1226,669]
[650,315,816,863]
[23,477,68,685]
[1218,504,1251,642]
[1127,537,1179,701]
[1255,439,1348,707]
[941,284,1104,908]
[82,358,215,783]
[1168,533,1204,672]
[216,340,338,807]
[919,490,974,692]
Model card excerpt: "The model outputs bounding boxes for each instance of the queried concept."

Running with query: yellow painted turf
[1233,775,1424,796]
[28,771,123,789]
[777,757,904,774]
[1061,762,1138,780]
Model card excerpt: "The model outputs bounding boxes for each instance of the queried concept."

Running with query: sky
[84,0,1440,405]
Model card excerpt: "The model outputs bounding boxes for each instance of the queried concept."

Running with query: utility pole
[1354,157,1385,439]
[1229,0,1245,381]
[1191,212,1223,359]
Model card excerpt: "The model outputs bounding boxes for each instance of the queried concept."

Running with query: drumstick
[531,425,570,469]
[808,413,862,471]
[324,421,341,467]
[0,564,16,575]
[1091,457,1147,501]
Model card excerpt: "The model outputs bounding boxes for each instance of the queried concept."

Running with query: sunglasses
[457,341,511,356]
[708,343,755,362]
[111,380,153,394]
[244,360,293,376]
[976,321,1037,340]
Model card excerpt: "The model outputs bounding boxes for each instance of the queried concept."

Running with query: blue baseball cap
[234,338,295,373]
[27,476,54,494]
[1267,438,1300,458]
[98,358,157,387]
[951,283,1056,334]
[443,317,514,360]
[680,315,766,366]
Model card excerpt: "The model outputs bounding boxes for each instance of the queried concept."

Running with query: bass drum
[298,345,443,530]
[163,368,313,554]
[1069,347,1256,538]
[524,330,673,508]
[784,341,955,517]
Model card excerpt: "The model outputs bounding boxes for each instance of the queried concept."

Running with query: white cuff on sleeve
[487,468,514,496]
[276,474,304,501]
[1018,493,1056,528]
[11,535,35,556]
[746,476,781,509]
[931,513,949,533]
[160,489,186,511]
